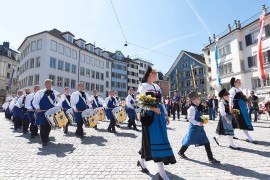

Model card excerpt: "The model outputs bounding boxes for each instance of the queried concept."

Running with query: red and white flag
[257,11,266,80]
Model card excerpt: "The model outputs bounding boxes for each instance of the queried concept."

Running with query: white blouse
[218,99,227,117]
[137,83,167,114]
[229,87,243,107]
[125,94,135,109]
[33,89,60,110]
[25,93,35,110]
[187,106,201,126]
[70,91,91,110]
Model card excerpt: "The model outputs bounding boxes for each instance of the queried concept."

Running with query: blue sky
[0,0,269,73]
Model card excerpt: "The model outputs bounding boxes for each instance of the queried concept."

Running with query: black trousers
[76,122,84,136]
[108,118,116,132]
[128,117,137,129]
[22,116,29,132]
[30,123,38,135]
[40,124,51,143]
[172,104,180,120]
[179,144,213,160]
[13,117,22,130]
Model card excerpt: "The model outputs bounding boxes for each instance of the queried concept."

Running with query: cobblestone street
[0,112,270,180]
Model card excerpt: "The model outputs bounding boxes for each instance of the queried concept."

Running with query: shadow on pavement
[146,172,183,180]
[186,158,270,179]
[239,147,270,157]
[81,135,107,146]
[37,142,76,157]
[252,125,270,129]
[115,132,137,138]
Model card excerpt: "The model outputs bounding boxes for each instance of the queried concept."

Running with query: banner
[257,11,266,80]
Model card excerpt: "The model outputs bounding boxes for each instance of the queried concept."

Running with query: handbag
[140,109,155,126]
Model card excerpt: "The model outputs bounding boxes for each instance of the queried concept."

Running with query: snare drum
[112,107,127,123]
[94,107,105,121]
[66,108,75,124]
[45,107,68,130]
[81,109,98,128]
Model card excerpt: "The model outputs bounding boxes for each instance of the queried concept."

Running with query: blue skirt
[182,124,210,146]
[233,99,253,131]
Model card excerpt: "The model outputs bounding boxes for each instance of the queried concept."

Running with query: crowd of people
[1,65,269,180]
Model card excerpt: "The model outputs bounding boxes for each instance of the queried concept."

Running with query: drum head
[112,107,122,114]
[66,108,74,114]
[82,109,95,118]
[45,106,62,116]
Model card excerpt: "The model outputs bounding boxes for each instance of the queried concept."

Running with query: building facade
[166,51,207,98]
[125,58,140,91]
[0,42,20,103]
[203,5,270,100]
[133,58,153,83]
[155,72,170,97]
[18,29,112,98]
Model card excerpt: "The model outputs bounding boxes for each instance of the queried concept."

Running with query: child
[178,91,220,164]
[214,89,240,150]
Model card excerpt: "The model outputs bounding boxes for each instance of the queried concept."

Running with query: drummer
[71,82,90,138]
[18,88,31,134]
[104,90,117,133]
[2,97,13,120]
[10,90,24,131]
[56,87,71,134]
[113,91,121,127]
[90,89,104,130]
[125,88,138,131]
[25,85,40,138]
[33,79,60,146]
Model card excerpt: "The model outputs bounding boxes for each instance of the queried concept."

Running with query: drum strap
[64,94,71,107]
[47,94,55,106]
[79,92,87,105]
[92,96,99,107]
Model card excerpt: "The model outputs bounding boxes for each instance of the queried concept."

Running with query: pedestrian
[104,90,117,133]
[164,96,171,117]
[137,66,176,180]
[207,95,216,120]
[172,91,180,121]
[229,77,256,144]
[248,91,259,122]
[178,91,220,164]
[214,89,240,150]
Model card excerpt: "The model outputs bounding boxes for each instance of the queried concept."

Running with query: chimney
[3,42,9,48]
[208,37,211,44]
[228,24,231,33]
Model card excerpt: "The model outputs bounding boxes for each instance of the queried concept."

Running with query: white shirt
[229,87,243,107]
[125,94,135,109]
[33,89,60,110]
[56,93,71,107]
[70,91,90,110]
[25,93,35,110]
[2,102,10,110]
[10,96,20,110]
[113,96,120,106]
[18,94,31,109]
[264,95,270,102]
[103,96,117,109]
[212,100,215,108]
[187,105,201,126]
[89,95,105,107]
[218,99,227,117]
[137,82,167,114]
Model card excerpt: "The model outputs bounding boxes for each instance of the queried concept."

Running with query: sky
[0,0,269,74]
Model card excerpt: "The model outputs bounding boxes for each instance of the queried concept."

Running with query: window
[265,24,270,37]
[57,77,63,87]
[185,71,190,77]
[7,72,10,78]
[35,75,39,85]
[72,50,77,59]
[263,50,270,64]
[198,68,204,74]
[247,55,257,68]
[101,73,104,80]
[58,60,64,70]
[49,74,55,86]
[106,81,109,88]
[28,76,33,86]
[37,39,42,50]
[31,41,36,52]
[66,47,71,57]
[67,35,73,43]
[30,58,35,68]
[96,72,100,79]
[100,61,104,68]
[71,79,76,89]
[219,62,233,75]
[106,71,109,78]
[91,83,95,91]
[85,82,90,90]
[64,78,70,87]
[252,78,261,89]
[80,67,85,76]
[71,64,76,74]
[50,40,57,52]
[65,62,70,72]
[80,53,85,62]
[50,57,56,68]
[193,69,197,76]
[86,56,90,64]
[200,79,205,84]
[245,31,259,46]
[58,43,64,54]
[100,85,104,93]
[86,69,90,77]
[7,63,11,68]
[239,41,243,51]
[91,70,95,78]
[106,61,110,69]
[36,57,40,67]
[218,44,231,58]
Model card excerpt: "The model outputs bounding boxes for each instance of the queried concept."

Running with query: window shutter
[265,24,270,37]
[245,34,252,46]
[268,50,270,62]
[248,56,253,68]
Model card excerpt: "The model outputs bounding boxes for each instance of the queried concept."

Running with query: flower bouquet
[232,109,240,115]
[200,116,209,124]
[138,94,160,108]
[243,95,249,103]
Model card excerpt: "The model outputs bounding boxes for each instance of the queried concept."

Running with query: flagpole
[257,9,266,80]
[190,64,196,89]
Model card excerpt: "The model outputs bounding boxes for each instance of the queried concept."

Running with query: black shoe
[245,139,257,144]
[133,128,139,131]
[254,120,257,122]
[209,158,221,164]
[94,126,98,130]
[229,146,241,150]
[137,160,149,174]
[42,142,47,147]
[115,124,120,128]
[107,129,112,133]
[128,126,132,129]
[178,151,188,159]
[30,134,35,138]
[23,131,28,134]
[173,119,175,121]
[213,137,219,146]
[112,130,117,134]
[233,137,238,140]
[178,119,180,121]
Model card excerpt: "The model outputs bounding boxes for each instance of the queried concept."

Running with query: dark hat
[188,91,201,100]
[218,88,230,98]
[230,77,236,87]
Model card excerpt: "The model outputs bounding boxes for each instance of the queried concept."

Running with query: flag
[214,41,221,85]
[257,11,266,80]
[9,67,16,88]
[176,68,178,91]
[190,64,196,89]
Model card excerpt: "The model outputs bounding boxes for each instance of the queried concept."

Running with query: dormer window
[90,46,94,53]
[7,51,11,57]
[67,35,73,43]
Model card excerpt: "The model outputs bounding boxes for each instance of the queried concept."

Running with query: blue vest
[35,92,55,125]
[27,97,36,124]
[126,99,135,118]
[62,95,71,113]
[74,94,87,123]
[91,96,102,109]
[105,97,116,119]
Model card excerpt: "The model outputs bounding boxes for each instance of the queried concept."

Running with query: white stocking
[228,136,238,148]
[139,158,146,169]
[157,162,169,180]
[243,130,254,141]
